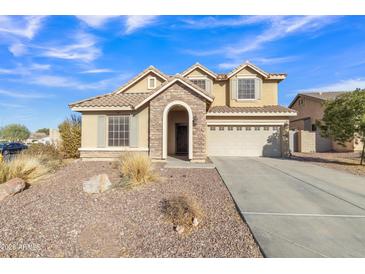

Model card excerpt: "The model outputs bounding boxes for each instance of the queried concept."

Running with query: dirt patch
[292,152,365,176]
[0,161,262,258]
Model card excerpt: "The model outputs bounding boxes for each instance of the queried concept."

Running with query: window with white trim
[108,116,129,146]
[190,79,207,91]
[148,76,157,89]
[237,78,256,99]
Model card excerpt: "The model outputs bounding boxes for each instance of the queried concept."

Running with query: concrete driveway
[211,156,365,258]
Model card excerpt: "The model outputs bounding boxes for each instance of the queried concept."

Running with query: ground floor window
[108,115,129,146]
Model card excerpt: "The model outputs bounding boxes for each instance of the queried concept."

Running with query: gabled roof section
[115,65,168,94]
[227,61,287,81]
[134,74,214,109]
[288,91,347,108]
[69,92,150,111]
[181,63,218,79]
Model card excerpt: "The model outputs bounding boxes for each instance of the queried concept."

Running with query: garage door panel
[207,126,282,157]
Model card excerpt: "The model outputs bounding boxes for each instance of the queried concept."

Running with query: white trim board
[207,112,297,117]
[79,147,149,152]
[115,68,167,94]
[181,64,217,79]
[71,106,132,111]
[207,122,285,126]
[227,63,269,79]
[135,78,214,109]
[162,100,193,160]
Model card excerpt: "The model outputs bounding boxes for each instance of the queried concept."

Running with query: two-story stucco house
[69,61,296,161]
[289,91,363,152]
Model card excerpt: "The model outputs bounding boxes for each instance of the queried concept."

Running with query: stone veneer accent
[149,82,208,160]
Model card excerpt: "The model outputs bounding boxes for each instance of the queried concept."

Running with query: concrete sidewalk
[212,156,365,257]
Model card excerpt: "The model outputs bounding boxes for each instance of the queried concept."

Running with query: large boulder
[83,174,112,194]
[0,178,26,202]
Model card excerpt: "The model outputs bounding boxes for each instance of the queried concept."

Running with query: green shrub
[119,153,159,187]
[58,114,81,158]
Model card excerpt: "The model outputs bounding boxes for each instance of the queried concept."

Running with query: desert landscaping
[0,159,262,258]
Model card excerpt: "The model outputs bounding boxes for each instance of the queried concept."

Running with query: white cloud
[81,68,113,74]
[76,16,119,28]
[217,56,297,70]
[300,79,365,92]
[187,16,338,57]
[30,75,78,88]
[0,89,49,99]
[8,42,27,56]
[253,56,298,65]
[0,102,24,108]
[181,16,273,29]
[0,63,51,75]
[30,63,51,70]
[28,73,133,90]
[124,16,158,34]
[0,16,46,39]
[38,31,101,62]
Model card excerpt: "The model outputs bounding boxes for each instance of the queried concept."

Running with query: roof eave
[207,112,297,117]
[70,106,133,112]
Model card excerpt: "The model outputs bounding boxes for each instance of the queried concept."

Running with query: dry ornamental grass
[160,195,203,233]
[0,154,50,184]
[119,153,159,187]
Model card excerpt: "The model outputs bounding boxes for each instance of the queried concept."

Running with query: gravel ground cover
[292,152,365,176]
[0,161,262,258]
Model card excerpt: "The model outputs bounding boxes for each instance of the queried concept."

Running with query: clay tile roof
[69,92,150,109]
[208,105,296,114]
[300,91,347,101]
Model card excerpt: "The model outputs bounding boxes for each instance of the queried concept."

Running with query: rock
[0,178,26,202]
[83,174,112,194]
[175,225,185,234]
[192,217,199,227]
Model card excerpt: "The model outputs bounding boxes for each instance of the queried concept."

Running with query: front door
[175,123,188,154]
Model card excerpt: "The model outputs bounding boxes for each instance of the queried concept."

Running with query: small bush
[0,154,50,184]
[58,114,81,159]
[24,143,62,160]
[160,196,202,231]
[119,153,159,187]
[22,143,63,172]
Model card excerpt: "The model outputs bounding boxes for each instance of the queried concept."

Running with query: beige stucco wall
[136,106,149,148]
[297,130,316,153]
[124,72,165,93]
[81,113,98,148]
[80,107,149,149]
[167,110,188,154]
[186,66,280,107]
[289,96,325,127]
[229,67,278,107]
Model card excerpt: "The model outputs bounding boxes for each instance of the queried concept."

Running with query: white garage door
[207,125,282,157]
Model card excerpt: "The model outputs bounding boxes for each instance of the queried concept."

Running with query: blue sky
[0,15,365,131]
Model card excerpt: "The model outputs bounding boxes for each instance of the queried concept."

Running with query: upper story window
[148,76,157,89]
[237,78,256,99]
[108,115,129,147]
[298,98,305,106]
[190,79,207,91]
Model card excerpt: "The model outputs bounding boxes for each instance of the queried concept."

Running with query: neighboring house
[26,132,48,144]
[289,91,363,152]
[25,129,60,146]
[69,61,296,161]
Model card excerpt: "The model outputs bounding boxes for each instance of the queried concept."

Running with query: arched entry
[162,100,193,160]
